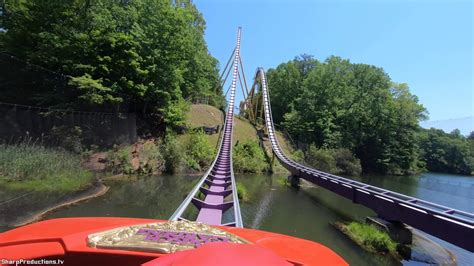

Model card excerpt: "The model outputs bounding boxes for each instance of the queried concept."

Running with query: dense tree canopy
[0,0,223,131]
[419,128,474,175]
[1,2,471,176]
[267,55,428,175]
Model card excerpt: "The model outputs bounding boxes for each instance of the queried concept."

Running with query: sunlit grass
[233,116,257,145]
[344,222,397,253]
[0,143,93,192]
[236,182,249,202]
[185,104,223,148]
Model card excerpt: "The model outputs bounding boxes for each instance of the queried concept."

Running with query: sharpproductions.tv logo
[1,259,64,265]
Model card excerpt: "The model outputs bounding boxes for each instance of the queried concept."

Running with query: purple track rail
[170,28,242,227]
[194,110,236,225]
[255,67,474,251]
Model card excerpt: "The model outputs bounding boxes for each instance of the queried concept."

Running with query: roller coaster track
[170,27,472,251]
[254,67,474,251]
[170,28,242,227]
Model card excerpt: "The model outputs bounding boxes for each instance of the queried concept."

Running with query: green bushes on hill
[107,145,134,174]
[332,148,363,176]
[184,130,215,171]
[305,145,337,173]
[161,135,184,174]
[233,140,268,173]
[107,130,215,174]
[304,145,362,176]
[107,140,165,175]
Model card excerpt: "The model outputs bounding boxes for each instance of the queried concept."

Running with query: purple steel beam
[199,187,233,197]
[192,198,234,211]
[208,174,231,181]
[204,179,232,188]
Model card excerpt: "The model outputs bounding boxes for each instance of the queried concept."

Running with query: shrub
[305,145,338,173]
[303,145,362,176]
[233,140,267,173]
[236,182,249,202]
[0,143,92,192]
[291,149,305,163]
[162,134,184,174]
[331,148,362,176]
[49,125,83,153]
[139,140,165,174]
[185,130,214,171]
[276,176,289,187]
[107,145,134,174]
[345,222,397,253]
[107,140,165,175]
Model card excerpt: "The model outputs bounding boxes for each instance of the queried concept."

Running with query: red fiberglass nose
[141,242,292,266]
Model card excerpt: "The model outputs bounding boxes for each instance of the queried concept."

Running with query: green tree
[267,54,427,175]
[266,61,303,124]
[267,55,318,125]
[0,0,221,131]
[419,128,473,175]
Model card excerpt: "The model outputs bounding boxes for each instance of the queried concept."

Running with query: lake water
[1,172,473,265]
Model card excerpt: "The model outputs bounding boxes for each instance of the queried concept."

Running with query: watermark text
[1,259,64,265]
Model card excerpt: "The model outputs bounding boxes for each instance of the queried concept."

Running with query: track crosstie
[170,28,242,227]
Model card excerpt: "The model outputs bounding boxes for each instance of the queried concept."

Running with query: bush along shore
[0,141,94,192]
[106,131,216,176]
[334,221,457,265]
[105,135,274,176]
[334,222,400,258]
[294,145,362,176]
[0,127,277,195]
[0,140,109,227]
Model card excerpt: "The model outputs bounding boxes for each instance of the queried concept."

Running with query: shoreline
[333,222,457,265]
[12,182,109,227]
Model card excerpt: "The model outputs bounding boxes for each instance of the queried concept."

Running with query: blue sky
[194,0,473,133]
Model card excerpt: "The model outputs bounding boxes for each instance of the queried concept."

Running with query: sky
[194,0,473,134]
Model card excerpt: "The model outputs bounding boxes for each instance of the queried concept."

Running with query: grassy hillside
[233,116,258,145]
[186,104,223,127]
[184,104,293,174]
[275,131,295,156]
[183,104,224,148]
[184,105,260,148]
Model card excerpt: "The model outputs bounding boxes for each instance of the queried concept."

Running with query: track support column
[287,175,300,188]
[366,216,413,245]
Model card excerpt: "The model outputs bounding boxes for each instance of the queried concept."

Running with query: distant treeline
[0,0,224,134]
[266,55,473,175]
[419,129,473,175]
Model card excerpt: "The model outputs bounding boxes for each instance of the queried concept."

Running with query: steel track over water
[170,27,472,251]
[254,67,474,251]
